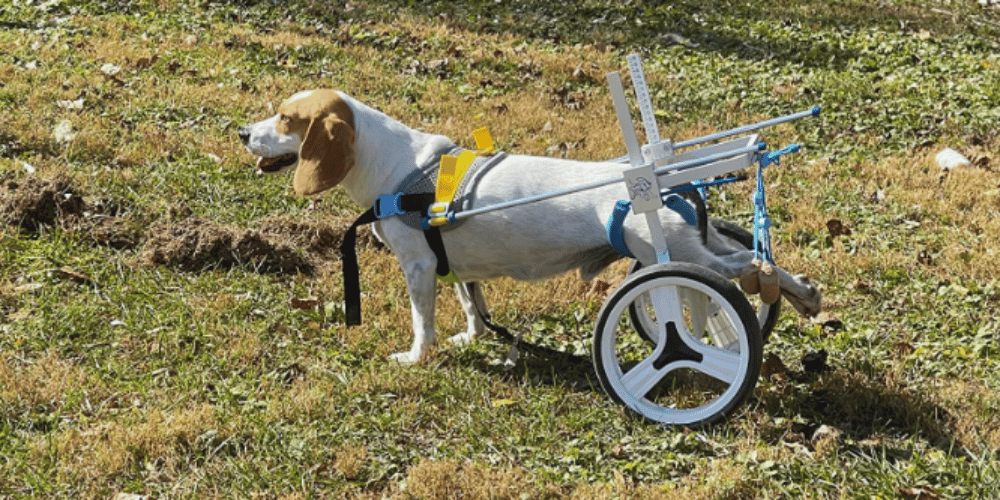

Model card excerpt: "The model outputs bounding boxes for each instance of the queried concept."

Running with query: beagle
[239,90,821,364]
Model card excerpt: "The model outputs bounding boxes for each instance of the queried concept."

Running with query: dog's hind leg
[449,282,487,346]
[625,224,821,318]
[691,247,822,318]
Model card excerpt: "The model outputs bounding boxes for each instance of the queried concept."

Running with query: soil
[2,173,386,276]
[0,174,86,231]
[136,216,386,276]
[1,173,141,249]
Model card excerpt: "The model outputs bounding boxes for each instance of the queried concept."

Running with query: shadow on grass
[758,368,964,456]
[447,337,600,392]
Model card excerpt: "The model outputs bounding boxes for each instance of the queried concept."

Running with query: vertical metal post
[606,70,670,264]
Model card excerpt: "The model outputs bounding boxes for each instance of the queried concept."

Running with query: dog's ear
[293,113,355,196]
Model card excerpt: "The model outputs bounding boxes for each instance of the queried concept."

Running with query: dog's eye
[279,114,290,123]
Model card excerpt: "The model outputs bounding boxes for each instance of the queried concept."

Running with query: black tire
[593,263,762,428]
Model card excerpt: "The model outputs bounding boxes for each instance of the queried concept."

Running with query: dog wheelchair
[408,55,819,427]
[590,55,818,426]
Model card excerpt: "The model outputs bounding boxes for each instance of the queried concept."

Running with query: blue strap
[606,194,702,259]
[606,200,634,258]
[664,195,698,227]
[752,144,800,263]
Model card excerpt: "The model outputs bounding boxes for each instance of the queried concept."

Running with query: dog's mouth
[255,154,298,173]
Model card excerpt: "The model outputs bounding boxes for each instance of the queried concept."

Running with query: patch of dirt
[2,173,388,276]
[137,218,316,275]
[136,215,385,276]
[0,173,141,249]
[0,174,86,231]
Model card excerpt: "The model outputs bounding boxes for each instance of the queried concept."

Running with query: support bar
[673,107,820,150]
[610,106,820,163]
[452,142,764,222]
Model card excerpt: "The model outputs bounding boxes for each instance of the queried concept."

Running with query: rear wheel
[594,263,762,427]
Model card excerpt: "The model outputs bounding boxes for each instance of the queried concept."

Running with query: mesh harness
[340,148,507,326]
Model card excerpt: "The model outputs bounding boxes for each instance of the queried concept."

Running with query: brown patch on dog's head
[274,89,356,196]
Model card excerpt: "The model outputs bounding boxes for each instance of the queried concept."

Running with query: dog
[239,89,821,364]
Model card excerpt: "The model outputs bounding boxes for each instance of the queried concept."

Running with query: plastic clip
[427,201,451,227]
[759,144,801,168]
[374,192,405,219]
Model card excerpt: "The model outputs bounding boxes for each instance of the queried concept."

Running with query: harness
[340,146,507,326]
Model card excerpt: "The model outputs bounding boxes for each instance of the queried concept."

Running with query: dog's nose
[237,126,250,145]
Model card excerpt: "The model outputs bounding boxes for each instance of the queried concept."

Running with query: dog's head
[238,89,355,196]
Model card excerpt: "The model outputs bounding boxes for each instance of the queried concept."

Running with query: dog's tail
[680,190,709,244]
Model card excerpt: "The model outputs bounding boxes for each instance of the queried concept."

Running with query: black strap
[424,226,450,277]
[340,192,449,326]
[340,208,379,326]
[464,283,591,368]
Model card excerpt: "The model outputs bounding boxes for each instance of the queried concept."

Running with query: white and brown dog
[239,89,821,363]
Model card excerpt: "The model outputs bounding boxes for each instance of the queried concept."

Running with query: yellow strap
[431,127,496,226]
[435,150,477,205]
[473,127,494,155]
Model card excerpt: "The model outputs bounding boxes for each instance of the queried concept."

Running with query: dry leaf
[826,219,851,237]
[761,352,787,379]
[290,297,320,310]
[56,267,92,284]
[896,485,941,500]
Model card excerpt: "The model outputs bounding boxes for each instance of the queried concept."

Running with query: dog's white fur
[240,90,821,363]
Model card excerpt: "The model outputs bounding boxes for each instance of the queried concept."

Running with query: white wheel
[594,263,762,427]
[628,219,781,344]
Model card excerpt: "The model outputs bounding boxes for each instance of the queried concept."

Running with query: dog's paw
[389,350,424,365]
[782,274,822,318]
[447,331,479,346]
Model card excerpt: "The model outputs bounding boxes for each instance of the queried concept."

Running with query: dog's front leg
[390,255,439,364]
[449,282,487,346]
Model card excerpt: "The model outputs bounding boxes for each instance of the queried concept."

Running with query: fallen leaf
[917,250,934,266]
[761,352,787,379]
[896,485,941,500]
[290,297,320,310]
[57,98,85,111]
[100,63,122,76]
[894,341,915,355]
[56,267,92,285]
[826,219,851,237]
[587,279,611,297]
[801,349,830,374]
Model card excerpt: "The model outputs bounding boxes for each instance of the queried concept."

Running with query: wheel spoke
[687,343,742,384]
[595,263,762,427]
[621,353,670,398]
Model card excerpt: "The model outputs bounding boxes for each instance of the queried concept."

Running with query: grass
[2,0,1000,498]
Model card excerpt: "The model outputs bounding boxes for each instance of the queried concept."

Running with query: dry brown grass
[401,458,550,500]
[3,0,1000,498]
[34,404,222,485]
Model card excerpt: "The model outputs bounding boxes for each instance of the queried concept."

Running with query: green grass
[3,0,1000,498]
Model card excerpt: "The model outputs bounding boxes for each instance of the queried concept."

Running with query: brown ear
[293,114,355,196]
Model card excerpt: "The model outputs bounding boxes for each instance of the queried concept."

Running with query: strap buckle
[374,192,405,219]
[427,201,451,227]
